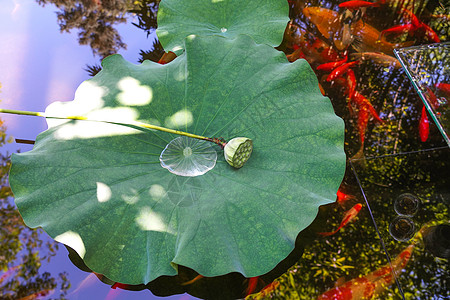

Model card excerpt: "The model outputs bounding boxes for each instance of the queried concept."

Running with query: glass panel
[351,147,450,299]
[395,43,450,146]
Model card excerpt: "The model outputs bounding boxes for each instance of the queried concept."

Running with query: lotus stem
[0,108,226,147]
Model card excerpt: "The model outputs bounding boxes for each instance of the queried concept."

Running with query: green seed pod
[224,137,253,168]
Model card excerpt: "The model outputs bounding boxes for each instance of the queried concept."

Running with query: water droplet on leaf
[160,136,217,176]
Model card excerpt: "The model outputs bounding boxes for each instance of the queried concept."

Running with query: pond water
[0,0,448,299]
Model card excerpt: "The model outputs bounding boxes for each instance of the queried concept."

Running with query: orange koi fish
[318,82,326,96]
[303,7,412,54]
[319,203,363,236]
[419,105,429,142]
[318,244,415,299]
[158,51,177,64]
[299,38,340,65]
[303,7,354,51]
[254,281,280,299]
[350,52,401,68]
[181,274,204,285]
[303,7,341,41]
[353,19,413,54]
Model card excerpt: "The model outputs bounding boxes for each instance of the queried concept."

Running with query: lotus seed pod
[224,137,253,168]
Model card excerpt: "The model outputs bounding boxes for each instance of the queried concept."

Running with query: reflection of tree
[36,0,140,58]
[129,0,160,37]
[0,96,70,298]
[138,39,165,63]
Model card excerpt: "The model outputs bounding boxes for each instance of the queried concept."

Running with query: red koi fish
[246,276,260,296]
[317,56,348,72]
[346,69,357,101]
[352,91,383,123]
[319,203,363,236]
[298,37,340,65]
[418,23,440,43]
[318,244,415,299]
[419,105,429,142]
[327,61,360,82]
[331,74,356,113]
[380,9,440,43]
[436,83,450,94]
[106,282,130,300]
[111,282,130,289]
[357,105,370,147]
[425,87,439,109]
[339,0,384,10]
[336,189,356,206]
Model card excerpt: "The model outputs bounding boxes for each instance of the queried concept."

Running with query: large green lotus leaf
[10,34,345,284]
[156,0,289,53]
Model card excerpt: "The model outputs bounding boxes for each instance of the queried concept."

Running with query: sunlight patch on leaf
[149,184,167,201]
[121,188,140,205]
[53,120,140,140]
[55,231,86,259]
[117,77,153,106]
[46,81,106,127]
[96,182,112,203]
[136,207,174,233]
[165,109,194,129]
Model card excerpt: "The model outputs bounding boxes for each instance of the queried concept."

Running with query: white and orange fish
[317,243,415,299]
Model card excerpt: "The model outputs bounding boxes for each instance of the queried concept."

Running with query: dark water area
[1,0,449,299]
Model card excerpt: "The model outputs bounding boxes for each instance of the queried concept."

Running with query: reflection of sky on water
[0,0,150,153]
[0,1,196,299]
